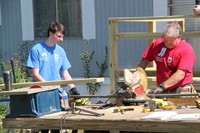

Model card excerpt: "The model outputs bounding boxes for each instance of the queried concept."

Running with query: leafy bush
[80,39,108,95]
[0,41,33,130]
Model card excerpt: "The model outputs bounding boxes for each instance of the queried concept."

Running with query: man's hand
[154,87,164,94]
[69,87,80,95]
[154,83,165,94]
[147,88,162,94]
[148,83,165,94]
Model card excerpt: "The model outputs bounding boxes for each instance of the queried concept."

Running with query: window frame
[33,0,82,39]
[20,0,96,41]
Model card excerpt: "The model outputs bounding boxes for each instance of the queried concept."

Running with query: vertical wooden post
[109,19,118,97]
[178,19,185,32]
[148,21,156,69]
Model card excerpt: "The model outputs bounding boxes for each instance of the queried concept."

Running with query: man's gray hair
[163,22,182,38]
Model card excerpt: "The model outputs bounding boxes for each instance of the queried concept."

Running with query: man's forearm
[137,58,149,70]
[162,69,186,89]
[62,70,75,88]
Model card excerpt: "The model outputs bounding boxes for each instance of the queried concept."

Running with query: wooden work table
[3,105,200,133]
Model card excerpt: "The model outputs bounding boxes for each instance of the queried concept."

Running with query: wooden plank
[119,69,200,77]
[3,106,200,132]
[108,15,198,21]
[0,85,60,95]
[0,78,104,90]
[109,20,119,97]
[109,16,186,21]
[118,31,200,40]
[167,98,198,106]
[148,21,156,68]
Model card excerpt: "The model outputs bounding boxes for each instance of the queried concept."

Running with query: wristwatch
[159,83,166,91]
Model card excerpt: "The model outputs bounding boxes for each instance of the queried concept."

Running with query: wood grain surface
[0,78,104,90]
[3,105,200,133]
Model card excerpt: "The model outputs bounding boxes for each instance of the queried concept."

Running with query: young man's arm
[31,68,45,82]
[62,70,75,88]
[62,70,80,95]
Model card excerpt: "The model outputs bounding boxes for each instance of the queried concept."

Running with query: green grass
[0,104,9,132]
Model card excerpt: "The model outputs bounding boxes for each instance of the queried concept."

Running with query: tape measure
[142,108,150,113]
[195,100,200,108]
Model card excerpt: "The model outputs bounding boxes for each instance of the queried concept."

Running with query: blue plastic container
[6,89,61,118]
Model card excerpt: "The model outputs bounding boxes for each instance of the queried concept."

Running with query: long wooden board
[3,105,200,132]
[0,77,104,90]
[0,85,60,95]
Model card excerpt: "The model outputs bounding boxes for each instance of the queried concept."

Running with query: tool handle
[75,106,104,116]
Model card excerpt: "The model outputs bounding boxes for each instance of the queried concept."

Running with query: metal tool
[147,93,200,98]
[3,71,12,91]
[10,58,16,83]
[195,99,200,108]
[70,95,118,99]
[71,103,104,117]
[113,107,134,114]
[123,67,148,98]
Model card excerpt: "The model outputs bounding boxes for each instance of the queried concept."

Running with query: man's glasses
[163,36,180,44]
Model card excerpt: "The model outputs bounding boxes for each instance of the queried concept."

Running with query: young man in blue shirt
[27,22,79,133]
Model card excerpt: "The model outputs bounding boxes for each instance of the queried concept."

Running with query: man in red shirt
[137,22,196,94]
[194,0,200,15]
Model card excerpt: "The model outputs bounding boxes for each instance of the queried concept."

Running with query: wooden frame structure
[109,15,200,94]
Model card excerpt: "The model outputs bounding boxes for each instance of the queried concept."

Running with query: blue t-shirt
[26,42,71,81]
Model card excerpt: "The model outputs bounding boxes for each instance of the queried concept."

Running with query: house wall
[0,0,23,60]
[0,0,171,79]
[64,0,155,77]
[170,0,200,70]
[0,0,170,102]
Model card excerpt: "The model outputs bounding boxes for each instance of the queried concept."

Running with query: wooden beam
[118,31,200,40]
[0,85,60,95]
[0,78,104,90]
[167,98,198,106]
[109,15,198,22]
[148,21,156,68]
[109,20,119,96]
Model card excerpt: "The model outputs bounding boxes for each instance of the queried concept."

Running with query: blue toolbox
[0,86,61,118]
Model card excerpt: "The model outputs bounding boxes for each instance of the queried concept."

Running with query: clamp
[71,103,104,117]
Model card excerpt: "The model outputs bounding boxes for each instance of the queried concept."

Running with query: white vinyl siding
[169,0,200,70]
[153,0,168,32]
[82,0,96,39]
[169,0,199,31]
[0,1,1,26]
[20,0,34,41]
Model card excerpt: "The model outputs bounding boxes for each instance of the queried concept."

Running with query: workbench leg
[110,130,119,133]
[72,130,78,133]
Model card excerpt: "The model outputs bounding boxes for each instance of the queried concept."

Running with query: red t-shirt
[142,38,196,90]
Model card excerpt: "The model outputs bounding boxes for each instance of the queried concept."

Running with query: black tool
[3,71,12,91]
[71,103,104,117]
